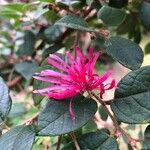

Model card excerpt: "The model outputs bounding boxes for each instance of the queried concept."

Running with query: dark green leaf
[86,0,101,10]
[117,14,134,35]
[144,42,150,54]
[99,105,108,121]
[0,77,12,123]
[105,36,143,70]
[8,103,27,118]
[142,125,150,149]
[0,125,36,150]
[92,35,105,50]
[17,30,36,56]
[109,0,128,8]
[15,62,38,80]
[97,5,126,26]
[55,15,92,31]
[111,66,150,124]
[44,25,65,43]
[42,43,64,57]
[37,95,97,136]
[139,1,150,29]
[62,129,118,150]
[82,120,97,133]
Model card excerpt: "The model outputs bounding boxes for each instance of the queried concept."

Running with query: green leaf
[0,10,20,19]
[3,3,30,12]
[109,0,128,8]
[142,125,150,149]
[97,5,126,26]
[17,30,36,56]
[82,120,97,133]
[37,95,97,136]
[44,25,65,43]
[99,105,108,121]
[42,43,64,57]
[8,103,27,118]
[15,62,38,80]
[62,129,118,150]
[0,77,12,123]
[55,15,92,31]
[0,125,36,150]
[144,42,150,55]
[105,36,143,70]
[111,66,150,124]
[139,1,150,29]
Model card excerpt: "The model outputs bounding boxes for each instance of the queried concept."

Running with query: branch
[70,132,80,150]
[56,135,63,150]
[6,76,22,88]
[89,91,141,148]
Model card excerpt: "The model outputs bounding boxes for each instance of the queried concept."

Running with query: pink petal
[66,51,77,65]
[33,76,61,84]
[69,98,75,121]
[50,54,70,68]
[104,79,116,90]
[40,70,68,79]
[75,47,85,64]
[48,58,69,72]
[48,90,79,99]
[93,70,112,87]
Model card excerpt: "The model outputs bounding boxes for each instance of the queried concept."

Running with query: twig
[24,114,39,125]
[89,91,141,148]
[70,132,80,150]
[73,32,80,47]
[56,135,63,150]
[7,76,22,88]
[8,67,15,81]
[89,91,119,128]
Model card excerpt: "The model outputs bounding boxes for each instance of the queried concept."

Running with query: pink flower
[33,47,115,119]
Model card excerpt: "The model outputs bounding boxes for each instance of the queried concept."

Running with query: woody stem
[89,91,119,128]
[56,135,62,150]
[89,91,140,148]
[70,132,80,150]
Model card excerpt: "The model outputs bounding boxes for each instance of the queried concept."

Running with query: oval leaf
[97,5,126,26]
[0,77,12,123]
[142,125,150,149]
[105,36,143,70]
[44,25,65,43]
[37,95,97,136]
[62,129,118,150]
[0,125,36,150]
[55,15,92,31]
[111,66,150,124]
[17,30,36,56]
[139,1,150,29]
[15,62,38,80]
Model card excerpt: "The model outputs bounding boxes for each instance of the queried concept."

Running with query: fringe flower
[33,47,115,120]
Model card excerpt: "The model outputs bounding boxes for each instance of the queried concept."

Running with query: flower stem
[56,135,62,150]
[70,132,80,150]
[89,91,140,148]
[89,91,119,128]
